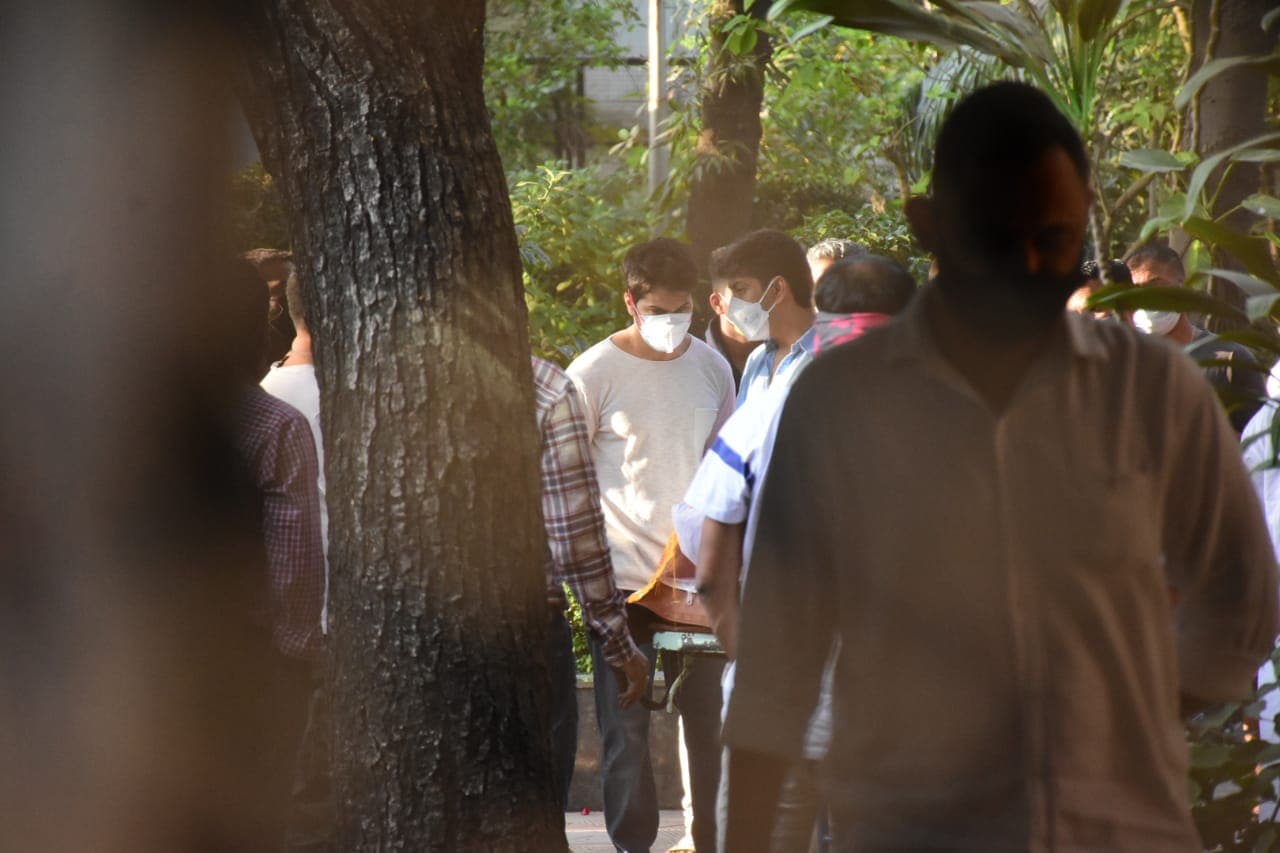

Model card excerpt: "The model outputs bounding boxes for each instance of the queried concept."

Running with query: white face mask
[725,278,779,342]
[637,311,692,353]
[1133,308,1180,336]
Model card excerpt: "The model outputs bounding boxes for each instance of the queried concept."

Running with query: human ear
[905,195,938,253]
[708,291,726,315]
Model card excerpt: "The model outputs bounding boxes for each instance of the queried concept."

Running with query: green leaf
[1190,741,1233,769]
[1089,284,1247,323]
[1180,217,1278,284]
[789,14,836,41]
[1118,148,1187,173]
[768,0,1019,60]
[1199,327,1280,355]
[1247,294,1280,322]
[1234,149,1280,164]
[1186,268,1280,299]
[1176,48,1280,111]
[1264,7,1280,34]
[1243,194,1280,220]
[1185,131,1280,220]
[1077,0,1124,42]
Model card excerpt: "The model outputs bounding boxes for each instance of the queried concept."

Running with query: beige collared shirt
[725,288,1279,851]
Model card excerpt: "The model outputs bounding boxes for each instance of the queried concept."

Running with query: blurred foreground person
[567,238,735,853]
[1126,244,1265,432]
[229,259,326,850]
[723,82,1279,852]
[684,255,915,852]
[529,355,649,822]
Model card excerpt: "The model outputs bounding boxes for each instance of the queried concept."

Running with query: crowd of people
[235,81,1280,852]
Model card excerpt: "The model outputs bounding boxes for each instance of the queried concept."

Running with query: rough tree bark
[234,3,561,849]
[687,0,773,272]
[1184,0,1274,326]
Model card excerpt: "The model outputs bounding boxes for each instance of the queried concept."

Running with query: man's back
[728,295,1277,850]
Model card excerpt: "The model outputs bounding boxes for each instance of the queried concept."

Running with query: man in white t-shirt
[260,272,328,631]
[257,270,332,848]
[568,237,734,853]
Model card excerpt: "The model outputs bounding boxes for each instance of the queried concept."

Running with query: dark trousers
[549,605,581,813]
[590,603,724,852]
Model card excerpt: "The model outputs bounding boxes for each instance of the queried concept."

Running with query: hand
[614,650,650,710]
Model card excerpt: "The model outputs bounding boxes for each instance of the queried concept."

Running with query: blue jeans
[590,603,724,852]
[549,606,580,813]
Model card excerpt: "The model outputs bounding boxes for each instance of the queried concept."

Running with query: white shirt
[260,361,329,632]
[1242,403,1280,742]
[727,291,1278,849]
[567,334,734,592]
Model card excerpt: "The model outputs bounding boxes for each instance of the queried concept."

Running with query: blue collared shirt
[735,325,818,408]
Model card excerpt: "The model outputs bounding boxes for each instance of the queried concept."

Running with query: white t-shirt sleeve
[707,356,737,450]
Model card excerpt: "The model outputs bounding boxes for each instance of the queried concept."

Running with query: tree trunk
[686,0,773,273]
[1185,0,1273,328]
[234,3,561,850]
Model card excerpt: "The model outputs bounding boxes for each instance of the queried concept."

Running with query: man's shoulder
[684,335,733,377]
[260,364,320,418]
[241,385,308,429]
[1189,328,1259,362]
[565,336,623,379]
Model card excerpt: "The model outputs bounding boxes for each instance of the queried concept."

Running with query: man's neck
[768,303,814,350]
[925,285,1059,415]
[1168,315,1195,346]
[283,331,314,366]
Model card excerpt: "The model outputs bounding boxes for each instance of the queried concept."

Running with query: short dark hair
[623,238,698,299]
[1125,243,1185,279]
[708,229,814,308]
[932,82,1089,215]
[815,255,916,315]
[1080,259,1132,286]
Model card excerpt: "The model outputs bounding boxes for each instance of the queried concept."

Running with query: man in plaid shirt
[532,356,649,817]
[228,257,325,847]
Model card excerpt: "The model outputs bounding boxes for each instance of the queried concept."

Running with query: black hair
[814,255,917,315]
[622,238,698,299]
[708,228,814,309]
[1080,259,1133,286]
[932,82,1089,214]
[1125,243,1185,279]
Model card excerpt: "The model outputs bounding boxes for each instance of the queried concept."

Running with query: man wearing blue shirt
[708,229,817,408]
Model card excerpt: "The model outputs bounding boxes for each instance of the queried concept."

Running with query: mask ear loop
[761,277,781,313]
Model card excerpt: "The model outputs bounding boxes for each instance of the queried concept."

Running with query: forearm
[567,569,641,668]
[723,747,787,853]
[696,517,744,659]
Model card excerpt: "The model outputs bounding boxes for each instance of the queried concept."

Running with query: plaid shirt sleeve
[245,393,326,661]
[534,360,640,668]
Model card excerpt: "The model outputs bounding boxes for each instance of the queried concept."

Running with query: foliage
[1098,46,1280,850]
[485,0,639,172]
[766,0,1191,262]
[789,203,928,279]
[509,162,659,366]
[229,161,290,252]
